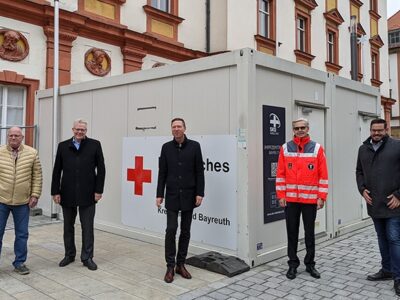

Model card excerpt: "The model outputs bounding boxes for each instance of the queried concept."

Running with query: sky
[388,0,400,18]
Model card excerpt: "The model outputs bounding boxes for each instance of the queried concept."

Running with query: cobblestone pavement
[178,225,400,300]
[2,216,398,299]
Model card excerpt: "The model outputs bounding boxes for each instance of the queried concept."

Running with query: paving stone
[227,291,247,299]
[288,288,307,297]
[285,295,305,300]
[236,280,254,288]
[300,286,319,293]
[243,288,263,297]
[250,284,267,292]
[256,293,277,300]
[333,289,352,297]
[216,288,235,295]
[228,284,248,293]
[207,291,230,300]
[316,289,335,298]
[264,288,288,298]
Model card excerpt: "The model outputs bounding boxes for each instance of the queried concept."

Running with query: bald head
[8,127,24,149]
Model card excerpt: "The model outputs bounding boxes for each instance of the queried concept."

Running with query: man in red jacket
[276,118,328,280]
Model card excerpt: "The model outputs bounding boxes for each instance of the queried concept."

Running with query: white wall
[311,2,327,69]
[226,0,257,50]
[70,37,123,84]
[338,0,351,79]
[275,1,296,61]
[0,17,47,89]
[179,0,206,51]
[47,0,78,12]
[120,0,147,33]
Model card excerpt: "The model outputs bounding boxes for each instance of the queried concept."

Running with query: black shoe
[82,258,97,271]
[367,269,392,281]
[286,267,297,280]
[306,266,321,279]
[59,256,75,267]
[394,279,400,296]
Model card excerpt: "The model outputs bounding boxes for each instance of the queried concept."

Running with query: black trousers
[285,202,317,268]
[62,204,95,262]
[165,209,193,268]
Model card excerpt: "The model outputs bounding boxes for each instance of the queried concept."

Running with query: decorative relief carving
[84,48,111,76]
[0,30,29,62]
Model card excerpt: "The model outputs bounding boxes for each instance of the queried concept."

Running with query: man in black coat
[356,118,400,296]
[51,119,105,271]
[156,118,205,283]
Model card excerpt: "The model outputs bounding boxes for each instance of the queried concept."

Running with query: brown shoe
[164,267,174,283]
[175,264,192,279]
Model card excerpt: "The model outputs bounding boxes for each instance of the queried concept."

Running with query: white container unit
[36,49,379,267]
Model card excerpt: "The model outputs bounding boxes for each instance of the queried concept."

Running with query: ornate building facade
[0,0,393,143]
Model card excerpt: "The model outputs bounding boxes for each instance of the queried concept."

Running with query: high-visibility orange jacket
[276,135,328,204]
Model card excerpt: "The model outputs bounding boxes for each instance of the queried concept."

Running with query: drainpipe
[350,15,358,81]
[206,0,210,53]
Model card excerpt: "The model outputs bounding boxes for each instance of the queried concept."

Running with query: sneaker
[14,264,30,275]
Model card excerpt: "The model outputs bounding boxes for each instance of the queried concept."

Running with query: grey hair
[73,118,88,128]
[292,118,309,128]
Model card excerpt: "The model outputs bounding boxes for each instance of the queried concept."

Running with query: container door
[297,106,326,236]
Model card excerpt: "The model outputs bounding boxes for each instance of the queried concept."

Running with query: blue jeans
[373,217,400,280]
[0,203,30,267]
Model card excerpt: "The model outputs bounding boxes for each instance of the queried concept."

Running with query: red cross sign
[127,156,152,196]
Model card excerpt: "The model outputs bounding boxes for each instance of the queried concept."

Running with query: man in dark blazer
[356,118,400,296]
[156,118,205,283]
[51,119,105,271]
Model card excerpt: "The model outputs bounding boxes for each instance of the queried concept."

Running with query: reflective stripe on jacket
[275,136,328,204]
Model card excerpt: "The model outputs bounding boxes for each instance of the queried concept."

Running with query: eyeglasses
[370,129,385,133]
[73,128,87,132]
[293,126,307,131]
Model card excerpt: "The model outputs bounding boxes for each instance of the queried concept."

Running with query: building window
[370,48,382,87]
[371,52,377,79]
[255,0,276,55]
[389,31,400,48]
[327,31,335,63]
[293,2,316,66]
[390,31,400,44]
[143,0,182,43]
[0,85,26,144]
[147,0,177,15]
[151,0,170,13]
[323,4,344,74]
[259,0,270,38]
[297,17,306,52]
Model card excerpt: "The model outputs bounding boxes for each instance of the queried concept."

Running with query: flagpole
[52,0,60,219]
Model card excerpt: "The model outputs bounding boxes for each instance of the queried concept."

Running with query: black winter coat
[356,135,400,218]
[51,137,106,207]
[156,136,205,211]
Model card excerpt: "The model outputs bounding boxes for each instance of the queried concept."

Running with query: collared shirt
[72,138,80,150]
[370,139,383,152]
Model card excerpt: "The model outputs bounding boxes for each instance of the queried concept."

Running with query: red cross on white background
[127,156,152,196]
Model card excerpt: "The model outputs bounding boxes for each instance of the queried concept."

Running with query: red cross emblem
[127,156,152,196]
